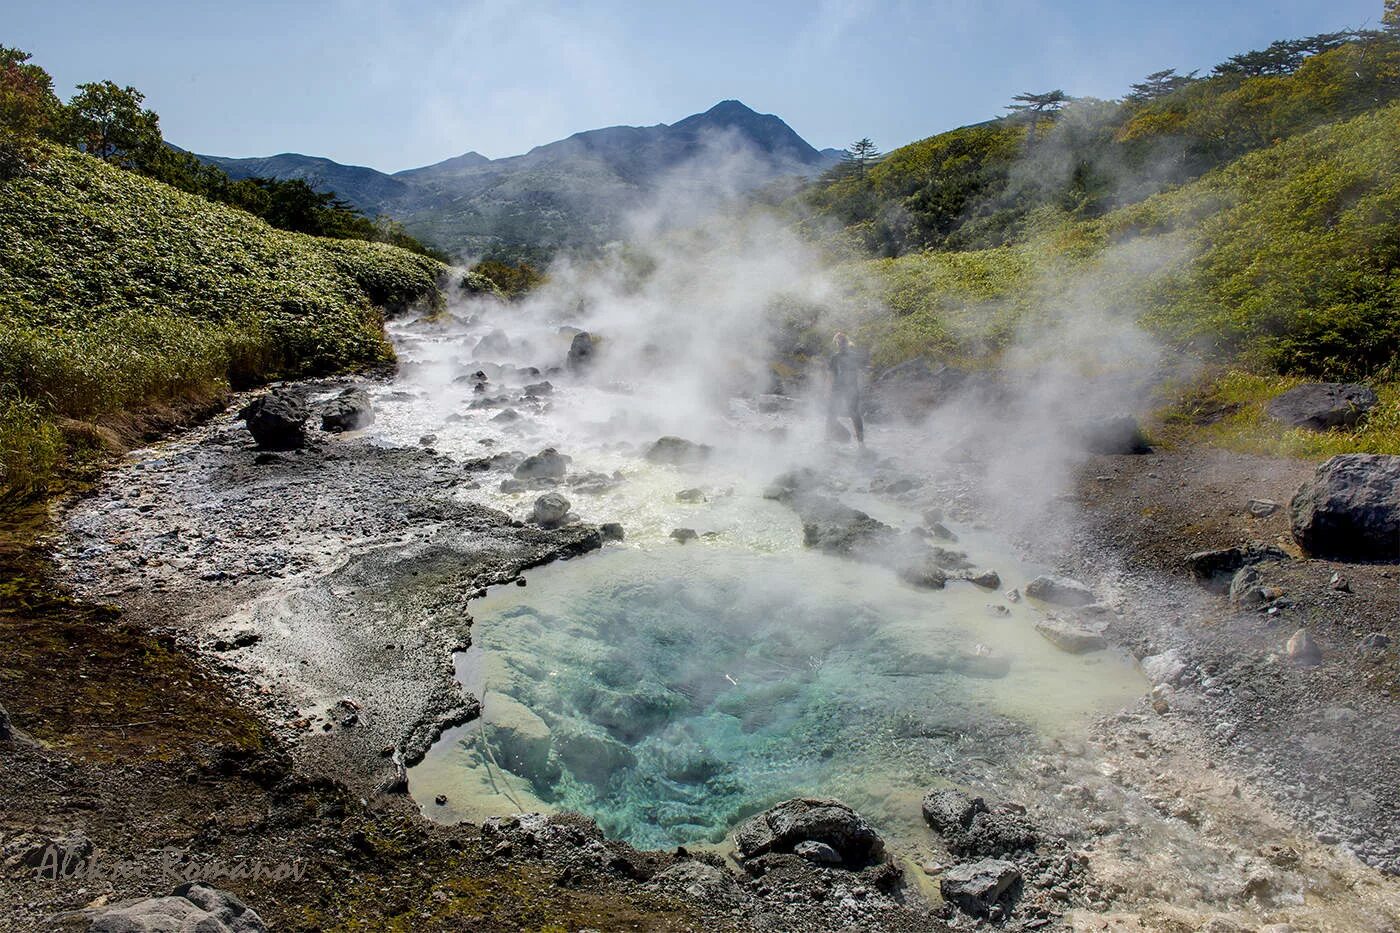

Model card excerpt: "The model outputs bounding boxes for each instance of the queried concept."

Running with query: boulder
[733,797,884,867]
[645,436,713,465]
[1287,629,1322,667]
[566,331,597,371]
[514,447,571,480]
[1185,543,1290,591]
[88,883,266,932]
[676,488,706,503]
[922,788,986,835]
[1267,383,1378,431]
[1139,649,1187,686]
[794,840,843,864]
[1076,415,1151,454]
[530,493,572,528]
[957,569,1002,589]
[1034,617,1107,654]
[1290,454,1400,561]
[1024,575,1096,607]
[670,528,698,544]
[491,408,521,423]
[320,386,374,433]
[239,390,307,450]
[474,329,513,358]
[940,859,1022,918]
[523,381,553,397]
[798,496,895,557]
[649,860,740,903]
[600,522,625,542]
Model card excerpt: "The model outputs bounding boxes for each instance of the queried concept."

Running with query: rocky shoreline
[3,371,1400,931]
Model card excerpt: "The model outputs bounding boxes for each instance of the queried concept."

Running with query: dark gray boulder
[922,788,986,835]
[1185,542,1291,591]
[645,436,713,465]
[239,390,307,450]
[600,522,625,541]
[1290,454,1400,561]
[320,386,374,433]
[1076,415,1151,454]
[1024,574,1095,607]
[530,493,571,528]
[733,797,884,867]
[1267,383,1378,431]
[523,381,553,397]
[567,331,597,371]
[87,883,266,932]
[940,858,1022,917]
[474,329,513,358]
[514,447,571,480]
[798,496,895,557]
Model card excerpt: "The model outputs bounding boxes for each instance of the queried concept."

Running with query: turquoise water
[410,543,1144,850]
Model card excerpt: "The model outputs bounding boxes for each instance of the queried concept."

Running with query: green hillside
[0,144,446,500]
[828,102,1400,454]
[801,32,1400,257]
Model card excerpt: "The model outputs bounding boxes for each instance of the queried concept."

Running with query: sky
[9,0,1384,173]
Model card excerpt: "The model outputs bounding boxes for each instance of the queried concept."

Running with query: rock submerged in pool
[239,390,308,450]
[1290,454,1400,561]
[733,797,884,867]
[1034,617,1107,654]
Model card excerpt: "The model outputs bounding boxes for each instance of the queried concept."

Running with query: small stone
[940,858,1021,917]
[1034,617,1107,654]
[1359,632,1390,651]
[1024,575,1095,607]
[1287,628,1322,666]
[670,528,698,544]
[1247,498,1279,517]
[1329,571,1351,593]
[793,840,842,864]
[435,794,448,805]
[676,488,706,503]
[600,522,625,542]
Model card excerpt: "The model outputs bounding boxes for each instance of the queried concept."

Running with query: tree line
[0,45,446,260]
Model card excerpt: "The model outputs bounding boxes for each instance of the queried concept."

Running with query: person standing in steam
[826,332,865,445]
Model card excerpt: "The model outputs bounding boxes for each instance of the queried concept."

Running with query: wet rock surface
[319,386,375,433]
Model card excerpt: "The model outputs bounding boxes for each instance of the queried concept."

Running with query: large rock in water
[87,883,266,932]
[1024,574,1096,607]
[733,797,884,867]
[940,859,1022,917]
[530,492,571,527]
[239,390,308,450]
[514,447,571,480]
[1290,454,1400,560]
[1267,383,1378,431]
[645,436,713,465]
[320,386,375,432]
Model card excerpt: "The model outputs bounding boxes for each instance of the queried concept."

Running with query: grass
[0,143,447,501]
[1155,370,1400,457]
[842,104,1400,458]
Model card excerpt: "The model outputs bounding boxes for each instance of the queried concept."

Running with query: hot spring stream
[361,310,1145,855]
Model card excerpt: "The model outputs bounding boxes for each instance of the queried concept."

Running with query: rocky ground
[3,374,1399,931]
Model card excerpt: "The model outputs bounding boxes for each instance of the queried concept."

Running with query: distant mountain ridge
[195,100,840,258]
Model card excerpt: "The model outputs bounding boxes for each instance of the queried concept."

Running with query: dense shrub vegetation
[798,28,1400,259]
[0,144,445,499]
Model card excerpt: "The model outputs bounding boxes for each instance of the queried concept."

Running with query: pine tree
[1126,69,1199,104]
[842,137,882,176]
